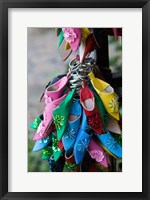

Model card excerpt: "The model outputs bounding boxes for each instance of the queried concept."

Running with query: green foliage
[108,36,122,73]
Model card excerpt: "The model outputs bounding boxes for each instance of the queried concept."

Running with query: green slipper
[93,89,108,130]
[53,88,75,141]
[30,114,43,130]
[52,134,63,161]
[58,31,64,47]
[41,146,53,160]
[89,84,108,130]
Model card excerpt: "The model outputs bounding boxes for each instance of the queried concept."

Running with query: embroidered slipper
[41,147,53,160]
[106,116,121,134]
[80,110,91,133]
[40,75,68,103]
[89,83,109,130]
[63,152,80,172]
[62,28,81,52]
[80,81,102,134]
[40,74,66,102]
[88,72,120,121]
[33,94,67,141]
[30,114,43,130]
[88,138,108,168]
[32,135,52,152]
[96,131,122,159]
[74,128,92,164]
[52,134,64,162]
[53,88,75,141]
[62,99,82,151]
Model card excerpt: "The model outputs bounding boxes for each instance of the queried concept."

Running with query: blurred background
[28,28,122,172]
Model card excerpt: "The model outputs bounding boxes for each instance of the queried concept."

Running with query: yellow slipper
[88,72,120,121]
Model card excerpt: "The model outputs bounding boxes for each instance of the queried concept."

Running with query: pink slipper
[62,28,81,52]
[40,75,68,103]
[88,138,108,168]
[33,94,67,140]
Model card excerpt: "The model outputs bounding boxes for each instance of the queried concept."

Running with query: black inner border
[0,0,149,199]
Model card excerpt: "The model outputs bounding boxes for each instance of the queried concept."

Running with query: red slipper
[80,81,102,134]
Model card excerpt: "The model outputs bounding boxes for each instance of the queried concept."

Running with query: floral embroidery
[43,136,50,143]
[54,114,65,130]
[65,161,78,171]
[62,28,77,43]
[42,147,53,160]
[64,128,76,139]
[52,137,61,152]
[37,136,50,144]
[77,138,90,153]
[88,112,102,129]
[89,150,104,163]
[109,97,119,113]
[106,136,118,150]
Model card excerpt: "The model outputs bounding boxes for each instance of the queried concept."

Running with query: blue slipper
[62,100,82,151]
[74,128,92,164]
[80,110,91,133]
[96,131,122,158]
[32,135,52,152]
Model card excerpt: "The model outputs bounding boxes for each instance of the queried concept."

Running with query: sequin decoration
[54,114,65,130]
[64,128,76,139]
[52,137,61,152]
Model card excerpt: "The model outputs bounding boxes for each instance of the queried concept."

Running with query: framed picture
[0,0,149,199]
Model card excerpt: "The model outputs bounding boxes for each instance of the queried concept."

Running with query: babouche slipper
[89,83,109,130]
[96,131,122,159]
[30,114,43,130]
[88,72,120,121]
[40,74,65,102]
[53,88,75,141]
[33,94,67,141]
[80,81,102,134]
[40,74,68,103]
[88,138,108,168]
[41,147,53,160]
[74,111,92,164]
[62,28,81,52]
[32,134,52,152]
[52,133,64,162]
[62,99,82,151]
